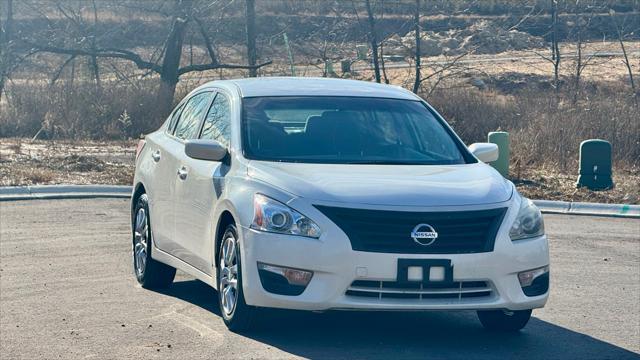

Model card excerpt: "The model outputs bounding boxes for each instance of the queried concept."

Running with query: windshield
[241,96,472,165]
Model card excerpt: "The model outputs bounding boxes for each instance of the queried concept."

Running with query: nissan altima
[131,77,549,331]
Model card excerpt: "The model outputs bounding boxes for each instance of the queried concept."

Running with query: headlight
[509,196,545,241]
[251,193,322,238]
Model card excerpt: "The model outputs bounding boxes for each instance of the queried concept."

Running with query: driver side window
[200,93,231,145]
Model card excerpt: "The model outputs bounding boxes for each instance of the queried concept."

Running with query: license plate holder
[397,259,454,286]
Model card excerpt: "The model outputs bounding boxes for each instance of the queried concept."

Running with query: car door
[174,91,232,276]
[145,103,184,250]
[156,91,215,258]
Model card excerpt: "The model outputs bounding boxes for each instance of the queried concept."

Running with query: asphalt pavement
[0,199,638,359]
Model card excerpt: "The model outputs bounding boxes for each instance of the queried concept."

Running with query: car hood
[247,161,513,207]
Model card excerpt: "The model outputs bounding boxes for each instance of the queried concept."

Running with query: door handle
[177,166,188,180]
[151,150,161,162]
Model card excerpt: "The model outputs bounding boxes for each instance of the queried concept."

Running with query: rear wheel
[133,194,176,289]
[217,224,254,332]
[477,309,532,332]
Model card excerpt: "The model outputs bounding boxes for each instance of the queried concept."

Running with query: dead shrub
[427,84,639,170]
[0,78,190,140]
[9,168,56,185]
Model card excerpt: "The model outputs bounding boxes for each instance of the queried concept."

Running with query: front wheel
[217,224,255,332]
[477,309,532,332]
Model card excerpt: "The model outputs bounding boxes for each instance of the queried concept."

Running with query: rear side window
[174,92,213,140]
[166,103,185,134]
[200,93,231,145]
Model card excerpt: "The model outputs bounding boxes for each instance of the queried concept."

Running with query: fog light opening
[257,262,313,286]
[518,266,549,287]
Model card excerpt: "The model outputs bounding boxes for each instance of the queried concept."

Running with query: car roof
[199,77,420,100]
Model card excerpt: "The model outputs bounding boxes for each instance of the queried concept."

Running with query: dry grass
[9,168,57,185]
[428,84,639,169]
[513,167,639,204]
[0,139,135,186]
[0,79,191,140]
[3,74,638,167]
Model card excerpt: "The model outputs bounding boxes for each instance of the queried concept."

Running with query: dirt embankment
[385,20,546,57]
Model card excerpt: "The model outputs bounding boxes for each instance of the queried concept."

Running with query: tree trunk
[378,0,389,84]
[573,10,582,105]
[364,0,381,83]
[379,40,389,84]
[245,0,257,77]
[611,11,636,98]
[412,0,421,94]
[618,34,636,98]
[551,0,560,92]
[0,0,13,101]
[157,0,192,116]
[91,0,101,95]
[283,33,295,76]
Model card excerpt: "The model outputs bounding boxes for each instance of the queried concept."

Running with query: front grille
[315,206,507,254]
[345,280,493,300]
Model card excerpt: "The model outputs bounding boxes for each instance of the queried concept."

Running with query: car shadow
[156,280,639,360]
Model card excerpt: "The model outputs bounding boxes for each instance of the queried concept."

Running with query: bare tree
[416,52,472,98]
[550,0,561,91]
[25,0,271,115]
[364,0,381,83]
[156,0,193,112]
[0,0,14,100]
[379,40,390,84]
[245,0,257,77]
[292,3,351,78]
[570,3,600,104]
[89,0,101,94]
[412,0,421,94]
[609,9,637,97]
[573,4,584,104]
[533,0,561,92]
[378,0,390,84]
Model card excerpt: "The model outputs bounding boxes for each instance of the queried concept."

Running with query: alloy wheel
[219,234,239,317]
[133,207,148,276]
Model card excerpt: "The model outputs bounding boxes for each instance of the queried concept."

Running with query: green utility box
[488,131,510,177]
[324,60,336,77]
[576,139,614,190]
[356,45,368,60]
[341,59,352,74]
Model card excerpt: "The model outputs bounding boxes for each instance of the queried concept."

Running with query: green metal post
[488,131,510,177]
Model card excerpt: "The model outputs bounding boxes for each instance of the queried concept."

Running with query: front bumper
[239,222,549,312]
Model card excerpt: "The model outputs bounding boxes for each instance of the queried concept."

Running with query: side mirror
[468,142,499,163]
[185,139,228,161]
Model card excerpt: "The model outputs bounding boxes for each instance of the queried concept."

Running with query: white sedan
[131,77,549,332]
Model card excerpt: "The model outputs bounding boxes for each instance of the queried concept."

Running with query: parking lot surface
[1,199,638,359]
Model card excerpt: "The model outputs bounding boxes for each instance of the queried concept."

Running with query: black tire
[477,309,532,332]
[132,194,176,289]
[217,224,255,332]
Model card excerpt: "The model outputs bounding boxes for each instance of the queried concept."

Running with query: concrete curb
[0,185,638,219]
[0,185,131,201]
[533,200,640,218]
